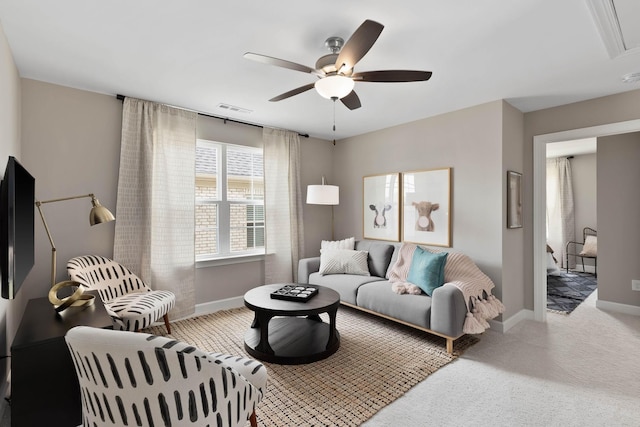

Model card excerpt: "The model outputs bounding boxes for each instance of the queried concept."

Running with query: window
[195,140,264,260]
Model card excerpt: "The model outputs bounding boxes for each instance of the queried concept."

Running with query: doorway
[532,119,640,321]
[545,140,597,313]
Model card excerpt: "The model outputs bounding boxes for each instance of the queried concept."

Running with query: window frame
[195,139,265,262]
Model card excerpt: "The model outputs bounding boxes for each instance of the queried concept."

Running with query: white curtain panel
[114,98,197,319]
[263,127,305,284]
[546,158,575,269]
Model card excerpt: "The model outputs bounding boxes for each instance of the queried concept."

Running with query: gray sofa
[298,240,468,354]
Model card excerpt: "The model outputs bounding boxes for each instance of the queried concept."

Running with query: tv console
[10,294,112,427]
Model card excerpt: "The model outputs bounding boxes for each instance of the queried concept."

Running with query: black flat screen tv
[0,156,35,299]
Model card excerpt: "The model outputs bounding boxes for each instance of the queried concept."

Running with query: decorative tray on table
[270,285,319,302]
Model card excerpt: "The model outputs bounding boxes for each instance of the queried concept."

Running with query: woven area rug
[547,270,597,314]
[148,306,477,427]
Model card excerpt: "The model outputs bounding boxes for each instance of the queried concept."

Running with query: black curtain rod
[116,94,309,138]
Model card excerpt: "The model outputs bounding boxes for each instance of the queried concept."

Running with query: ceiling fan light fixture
[314,75,355,100]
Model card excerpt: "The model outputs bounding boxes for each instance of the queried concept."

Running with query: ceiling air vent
[217,103,252,114]
[588,0,640,58]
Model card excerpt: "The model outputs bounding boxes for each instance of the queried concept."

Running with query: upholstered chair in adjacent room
[67,255,175,333]
[65,326,267,427]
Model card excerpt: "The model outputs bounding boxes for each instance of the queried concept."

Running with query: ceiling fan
[244,19,432,110]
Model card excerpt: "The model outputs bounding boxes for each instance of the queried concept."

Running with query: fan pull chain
[332,97,337,145]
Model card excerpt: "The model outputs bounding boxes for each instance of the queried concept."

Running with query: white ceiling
[1,0,640,141]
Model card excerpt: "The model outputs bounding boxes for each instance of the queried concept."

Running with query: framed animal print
[402,168,451,247]
[363,173,400,241]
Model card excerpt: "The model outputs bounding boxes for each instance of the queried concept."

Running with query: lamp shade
[306,184,339,205]
[90,197,116,225]
[314,75,355,100]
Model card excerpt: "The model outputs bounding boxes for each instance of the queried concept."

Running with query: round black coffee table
[243,284,340,365]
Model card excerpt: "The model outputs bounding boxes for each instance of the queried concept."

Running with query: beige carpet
[149,306,477,427]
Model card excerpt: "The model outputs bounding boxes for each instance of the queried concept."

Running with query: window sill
[196,253,266,268]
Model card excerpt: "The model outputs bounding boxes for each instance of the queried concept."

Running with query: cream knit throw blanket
[389,243,505,334]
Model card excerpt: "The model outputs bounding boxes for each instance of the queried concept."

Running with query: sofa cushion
[407,246,448,296]
[385,244,401,279]
[319,249,370,276]
[321,237,355,250]
[309,272,385,305]
[356,281,432,329]
[354,241,395,278]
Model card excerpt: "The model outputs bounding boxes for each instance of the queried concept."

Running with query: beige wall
[524,88,640,310]
[501,101,525,318]
[571,153,597,234]
[21,79,122,307]
[597,133,640,306]
[17,80,336,313]
[0,22,21,402]
[571,153,597,269]
[333,100,525,317]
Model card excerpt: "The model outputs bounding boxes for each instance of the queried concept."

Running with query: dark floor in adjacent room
[547,270,597,314]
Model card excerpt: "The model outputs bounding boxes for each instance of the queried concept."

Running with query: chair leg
[163,313,172,334]
[249,410,258,427]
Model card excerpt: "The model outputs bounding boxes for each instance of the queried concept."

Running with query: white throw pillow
[319,249,370,276]
[321,237,355,250]
[579,235,597,257]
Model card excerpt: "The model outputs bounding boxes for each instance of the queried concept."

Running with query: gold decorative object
[35,193,115,312]
[48,280,95,312]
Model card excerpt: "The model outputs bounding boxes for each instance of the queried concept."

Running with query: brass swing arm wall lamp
[35,193,115,312]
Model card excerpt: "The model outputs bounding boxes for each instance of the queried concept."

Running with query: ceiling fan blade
[335,20,384,73]
[244,52,320,75]
[341,91,361,110]
[269,83,316,102]
[352,70,433,82]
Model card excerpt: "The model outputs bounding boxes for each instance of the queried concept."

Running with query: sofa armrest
[298,257,321,284]
[430,284,467,338]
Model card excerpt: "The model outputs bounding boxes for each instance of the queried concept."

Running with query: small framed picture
[402,168,451,247]
[363,173,400,241]
[507,170,523,229]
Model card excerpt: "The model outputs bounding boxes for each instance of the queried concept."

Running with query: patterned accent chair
[67,255,176,333]
[65,326,267,427]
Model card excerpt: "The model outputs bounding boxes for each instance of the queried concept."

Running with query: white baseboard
[194,296,244,317]
[166,296,245,324]
[596,299,640,316]
[489,309,535,333]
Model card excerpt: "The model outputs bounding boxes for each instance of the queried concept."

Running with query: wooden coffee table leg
[307,314,322,322]
[255,311,275,355]
[327,307,338,350]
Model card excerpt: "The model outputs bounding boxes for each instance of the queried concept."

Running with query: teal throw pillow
[407,246,448,296]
